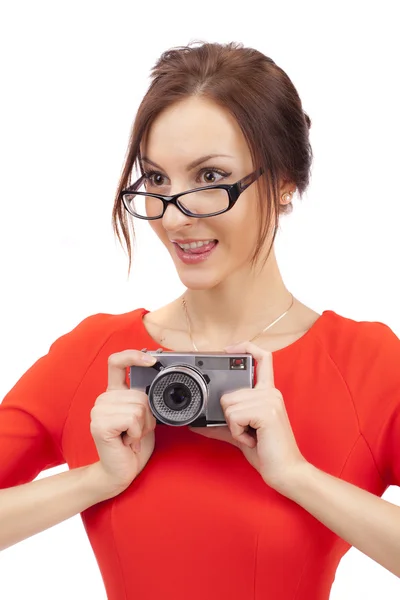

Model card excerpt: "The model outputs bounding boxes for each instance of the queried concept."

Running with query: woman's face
[141,95,271,291]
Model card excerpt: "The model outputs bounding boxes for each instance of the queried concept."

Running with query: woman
[0,41,399,599]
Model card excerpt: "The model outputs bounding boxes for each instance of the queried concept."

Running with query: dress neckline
[137,309,335,357]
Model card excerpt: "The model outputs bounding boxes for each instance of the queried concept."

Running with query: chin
[174,265,224,291]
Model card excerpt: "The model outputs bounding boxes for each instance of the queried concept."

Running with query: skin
[2,95,399,577]
[141,95,320,352]
[137,95,400,578]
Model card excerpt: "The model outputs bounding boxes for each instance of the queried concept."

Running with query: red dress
[1,308,399,599]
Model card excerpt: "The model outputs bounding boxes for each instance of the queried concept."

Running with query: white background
[0,0,399,598]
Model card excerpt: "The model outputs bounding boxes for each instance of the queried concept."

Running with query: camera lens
[148,366,207,426]
[163,383,192,411]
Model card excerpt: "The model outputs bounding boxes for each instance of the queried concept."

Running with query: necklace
[181,293,294,351]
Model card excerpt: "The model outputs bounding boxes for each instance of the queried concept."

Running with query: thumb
[188,425,240,448]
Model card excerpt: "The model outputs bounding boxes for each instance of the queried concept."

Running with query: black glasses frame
[120,168,264,220]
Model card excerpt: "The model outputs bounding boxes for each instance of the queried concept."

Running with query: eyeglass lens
[123,183,230,218]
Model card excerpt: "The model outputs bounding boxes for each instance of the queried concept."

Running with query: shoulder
[63,307,148,337]
[48,307,149,359]
[319,312,400,487]
[318,310,399,358]
[316,310,399,401]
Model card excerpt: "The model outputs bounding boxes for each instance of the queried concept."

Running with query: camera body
[130,350,254,427]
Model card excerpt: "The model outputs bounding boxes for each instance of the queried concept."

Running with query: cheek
[222,202,259,243]
[149,221,167,243]
[227,207,261,261]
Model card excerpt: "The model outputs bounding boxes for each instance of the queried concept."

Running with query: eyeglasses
[120,168,263,220]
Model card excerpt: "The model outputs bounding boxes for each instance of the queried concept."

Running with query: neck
[182,246,293,348]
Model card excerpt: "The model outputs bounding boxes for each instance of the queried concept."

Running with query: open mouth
[173,239,219,264]
[176,239,218,254]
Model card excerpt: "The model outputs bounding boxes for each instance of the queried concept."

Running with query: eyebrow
[140,154,234,172]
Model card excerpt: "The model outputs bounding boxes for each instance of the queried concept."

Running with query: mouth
[175,239,217,252]
[172,239,219,264]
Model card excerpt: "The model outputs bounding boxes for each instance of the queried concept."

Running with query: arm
[281,321,400,578]
[0,314,117,550]
[0,462,120,552]
[0,314,110,489]
[282,463,400,578]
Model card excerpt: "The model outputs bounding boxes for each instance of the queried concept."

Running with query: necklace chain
[181,293,294,351]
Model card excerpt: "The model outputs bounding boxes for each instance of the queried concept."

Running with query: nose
[161,202,194,233]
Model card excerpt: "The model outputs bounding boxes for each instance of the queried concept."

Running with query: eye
[142,167,231,189]
[199,169,229,185]
[144,171,165,187]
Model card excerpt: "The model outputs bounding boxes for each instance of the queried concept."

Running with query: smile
[173,240,219,264]
[177,239,216,251]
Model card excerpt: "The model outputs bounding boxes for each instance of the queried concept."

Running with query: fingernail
[224,343,241,351]
[133,441,141,452]
[142,354,156,365]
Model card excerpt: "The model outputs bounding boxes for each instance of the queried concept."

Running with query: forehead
[142,96,251,166]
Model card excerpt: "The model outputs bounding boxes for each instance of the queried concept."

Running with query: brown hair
[112,41,313,273]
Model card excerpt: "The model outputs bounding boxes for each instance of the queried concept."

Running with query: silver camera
[130,350,254,427]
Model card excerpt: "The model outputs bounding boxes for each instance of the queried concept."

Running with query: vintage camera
[130,350,254,427]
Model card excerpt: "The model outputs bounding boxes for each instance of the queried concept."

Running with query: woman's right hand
[89,349,157,498]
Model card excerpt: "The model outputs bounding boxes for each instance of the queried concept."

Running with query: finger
[228,421,257,448]
[91,407,143,447]
[225,406,259,448]
[122,399,153,436]
[224,341,274,389]
[95,389,150,407]
[123,402,156,447]
[143,405,157,435]
[122,412,145,450]
[189,425,241,448]
[107,350,156,391]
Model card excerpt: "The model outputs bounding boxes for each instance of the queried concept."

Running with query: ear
[279,181,296,204]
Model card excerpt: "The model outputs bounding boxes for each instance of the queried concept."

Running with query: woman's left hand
[189,341,308,494]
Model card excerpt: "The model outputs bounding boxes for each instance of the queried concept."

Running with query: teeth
[178,239,215,250]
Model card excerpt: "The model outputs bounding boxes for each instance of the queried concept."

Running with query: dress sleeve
[0,313,109,489]
[355,321,400,488]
